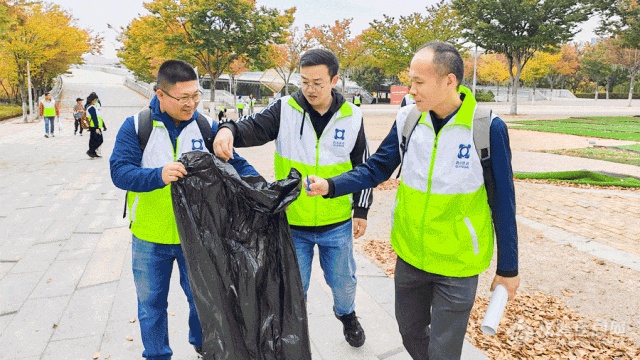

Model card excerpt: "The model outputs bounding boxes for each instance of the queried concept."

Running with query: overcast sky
[51,0,599,59]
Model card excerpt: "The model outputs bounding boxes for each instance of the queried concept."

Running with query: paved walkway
[0,69,486,360]
[1,69,638,359]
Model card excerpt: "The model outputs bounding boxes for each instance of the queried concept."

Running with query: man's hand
[491,275,520,301]
[213,127,234,161]
[305,175,329,196]
[353,218,367,239]
[162,162,187,185]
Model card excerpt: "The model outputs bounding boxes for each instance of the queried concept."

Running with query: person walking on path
[352,91,361,107]
[247,94,256,115]
[236,95,245,118]
[110,59,259,360]
[85,93,106,158]
[305,41,520,359]
[213,48,372,348]
[39,92,59,138]
[73,97,84,136]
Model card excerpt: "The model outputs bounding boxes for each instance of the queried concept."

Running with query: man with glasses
[213,48,372,348]
[110,59,259,360]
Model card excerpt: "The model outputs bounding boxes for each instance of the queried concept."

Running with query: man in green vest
[236,95,245,118]
[213,48,372,348]
[305,41,520,359]
[39,92,60,138]
[353,91,361,107]
[110,59,259,359]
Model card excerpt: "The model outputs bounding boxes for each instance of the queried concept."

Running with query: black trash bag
[171,151,311,360]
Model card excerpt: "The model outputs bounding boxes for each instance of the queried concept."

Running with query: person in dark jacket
[213,49,372,348]
[110,59,259,360]
[85,93,105,158]
[305,41,520,360]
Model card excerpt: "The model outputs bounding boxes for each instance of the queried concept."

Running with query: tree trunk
[20,83,28,123]
[509,63,523,115]
[628,71,636,107]
[595,82,599,100]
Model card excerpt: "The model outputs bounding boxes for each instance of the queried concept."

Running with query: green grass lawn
[509,116,640,141]
[0,104,23,120]
[514,170,640,188]
[545,147,640,167]
[511,116,640,172]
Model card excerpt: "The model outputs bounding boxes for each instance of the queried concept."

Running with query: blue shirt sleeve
[109,116,166,192]
[211,120,259,177]
[331,122,401,196]
[489,117,519,276]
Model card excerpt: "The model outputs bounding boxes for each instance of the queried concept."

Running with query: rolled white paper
[480,284,508,335]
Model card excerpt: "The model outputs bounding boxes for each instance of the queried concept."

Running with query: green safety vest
[127,114,212,244]
[391,86,494,277]
[42,100,56,117]
[353,95,361,105]
[237,101,245,109]
[86,105,104,128]
[274,96,362,226]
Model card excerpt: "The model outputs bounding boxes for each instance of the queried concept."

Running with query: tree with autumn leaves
[118,0,294,103]
[0,1,99,110]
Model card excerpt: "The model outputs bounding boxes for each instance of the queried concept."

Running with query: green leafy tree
[264,27,309,95]
[595,1,639,105]
[118,0,294,102]
[452,0,590,114]
[350,66,387,95]
[305,19,362,94]
[360,1,463,77]
[581,41,613,99]
[0,1,97,116]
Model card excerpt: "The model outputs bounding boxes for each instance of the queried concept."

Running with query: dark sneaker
[335,311,365,347]
[44,134,49,138]
[86,150,98,158]
[194,346,204,357]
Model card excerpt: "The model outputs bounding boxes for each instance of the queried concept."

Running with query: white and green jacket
[220,90,373,230]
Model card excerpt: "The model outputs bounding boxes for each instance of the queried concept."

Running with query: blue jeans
[291,220,357,316]
[44,116,55,134]
[132,236,202,360]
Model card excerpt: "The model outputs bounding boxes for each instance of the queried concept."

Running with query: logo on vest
[333,128,345,147]
[456,144,471,169]
[192,139,204,151]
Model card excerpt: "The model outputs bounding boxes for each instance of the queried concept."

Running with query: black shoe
[87,150,98,158]
[335,311,365,347]
[74,131,76,135]
[194,345,204,357]
[44,134,49,138]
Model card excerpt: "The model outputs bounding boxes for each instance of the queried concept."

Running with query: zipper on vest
[313,139,320,227]
[173,137,179,161]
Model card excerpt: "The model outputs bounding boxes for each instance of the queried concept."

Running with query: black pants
[88,129,103,153]
[74,119,83,134]
[394,257,478,360]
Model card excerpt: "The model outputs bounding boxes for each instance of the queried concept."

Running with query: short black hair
[45,92,51,96]
[156,59,198,90]
[300,48,339,78]
[417,41,464,86]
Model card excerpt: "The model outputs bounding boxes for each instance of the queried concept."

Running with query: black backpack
[396,106,496,209]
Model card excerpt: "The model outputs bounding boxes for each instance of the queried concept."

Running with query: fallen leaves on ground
[467,292,639,359]
[359,239,640,358]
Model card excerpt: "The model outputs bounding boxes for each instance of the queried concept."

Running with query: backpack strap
[395,106,422,179]
[473,107,492,162]
[137,108,153,151]
[194,113,214,153]
[473,107,496,212]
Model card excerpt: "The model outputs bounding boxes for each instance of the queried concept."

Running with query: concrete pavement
[0,69,487,360]
[2,69,638,359]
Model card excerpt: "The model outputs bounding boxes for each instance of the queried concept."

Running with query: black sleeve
[349,117,373,219]
[400,97,407,107]
[220,99,282,147]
